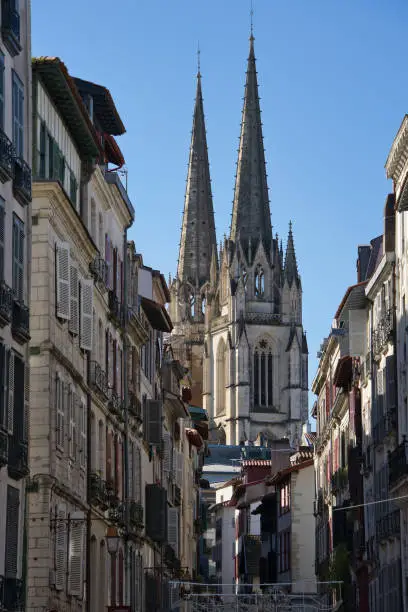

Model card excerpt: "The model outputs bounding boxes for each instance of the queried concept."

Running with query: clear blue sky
[32,1,408,406]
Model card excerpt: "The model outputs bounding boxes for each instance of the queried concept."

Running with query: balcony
[164,544,180,572]
[0,129,13,182]
[89,472,109,511]
[0,281,13,325]
[89,361,109,399]
[108,388,123,420]
[8,441,28,480]
[128,391,142,422]
[1,0,21,56]
[376,510,400,542]
[331,467,348,494]
[108,290,122,326]
[0,576,24,612]
[389,440,408,505]
[11,301,30,344]
[129,501,144,531]
[0,429,8,467]
[372,309,393,356]
[89,256,108,289]
[13,157,31,206]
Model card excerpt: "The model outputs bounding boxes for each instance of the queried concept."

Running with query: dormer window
[255,265,264,298]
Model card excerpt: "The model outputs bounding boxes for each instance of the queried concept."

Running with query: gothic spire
[230,34,272,257]
[177,68,217,286]
[284,221,300,287]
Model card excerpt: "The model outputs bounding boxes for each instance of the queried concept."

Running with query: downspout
[86,355,92,612]
[122,224,131,606]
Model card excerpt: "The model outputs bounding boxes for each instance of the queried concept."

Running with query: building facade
[170,34,308,446]
[0,2,31,610]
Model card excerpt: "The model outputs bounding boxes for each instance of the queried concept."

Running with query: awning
[185,427,203,449]
[141,297,173,332]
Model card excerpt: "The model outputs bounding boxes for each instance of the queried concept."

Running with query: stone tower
[169,66,217,407]
[171,35,308,444]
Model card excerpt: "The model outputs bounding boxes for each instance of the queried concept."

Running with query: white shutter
[56,242,71,320]
[68,264,79,335]
[68,512,85,597]
[167,507,179,556]
[80,398,86,469]
[80,279,93,351]
[163,431,172,474]
[55,504,67,591]
[56,375,64,449]
[7,349,14,434]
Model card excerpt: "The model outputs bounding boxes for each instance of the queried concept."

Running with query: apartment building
[0,2,31,611]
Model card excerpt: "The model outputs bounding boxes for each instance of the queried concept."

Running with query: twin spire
[177,34,299,286]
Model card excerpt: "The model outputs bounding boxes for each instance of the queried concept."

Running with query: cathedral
[169,33,308,446]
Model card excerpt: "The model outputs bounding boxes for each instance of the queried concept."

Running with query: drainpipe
[86,354,92,612]
[122,224,131,607]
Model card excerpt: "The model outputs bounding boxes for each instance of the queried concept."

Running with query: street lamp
[106,526,120,555]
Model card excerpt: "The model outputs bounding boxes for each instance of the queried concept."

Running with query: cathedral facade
[169,34,308,445]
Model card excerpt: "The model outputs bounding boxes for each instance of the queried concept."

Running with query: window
[99,213,104,254]
[91,199,96,242]
[38,120,46,178]
[70,170,77,206]
[253,338,273,408]
[0,52,4,130]
[12,71,23,158]
[5,485,20,578]
[12,214,24,301]
[279,480,290,515]
[279,530,291,573]
[0,196,5,281]
[189,292,195,318]
[254,264,265,298]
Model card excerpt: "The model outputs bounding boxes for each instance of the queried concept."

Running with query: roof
[334,281,367,321]
[73,77,125,135]
[241,459,272,467]
[267,458,314,485]
[32,57,101,160]
[104,134,125,168]
[141,297,173,332]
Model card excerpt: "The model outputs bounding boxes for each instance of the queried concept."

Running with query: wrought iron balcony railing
[376,510,400,541]
[129,501,144,529]
[7,441,28,480]
[0,429,8,467]
[372,309,393,355]
[389,440,408,489]
[11,300,30,344]
[0,128,13,182]
[13,157,31,206]
[128,391,142,422]
[0,576,24,612]
[108,290,123,325]
[0,281,13,325]
[1,0,21,56]
[89,256,108,288]
[89,361,109,398]
[108,388,123,419]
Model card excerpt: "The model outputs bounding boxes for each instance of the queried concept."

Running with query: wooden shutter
[117,438,123,500]
[128,442,134,500]
[111,551,117,606]
[0,342,5,429]
[113,248,117,295]
[118,548,124,605]
[0,197,4,280]
[56,375,64,449]
[128,348,134,393]
[114,436,119,495]
[105,329,109,377]
[24,362,29,443]
[68,512,85,597]
[13,355,24,441]
[106,428,112,483]
[5,485,19,578]
[176,452,183,487]
[334,438,339,472]
[7,349,14,434]
[167,507,179,556]
[386,355,396,414]
[146,399,162,445]
[80,398,86,469]
[12,215,24,302]
[68,385,74,458]
[68,264,79,335]
[56,241,70,319]
[325,381,330,416]
[163,431,172,474]
[55,504,67,590]
[113,339,117,391]
[134,446,141,503]
[80,278,93,351]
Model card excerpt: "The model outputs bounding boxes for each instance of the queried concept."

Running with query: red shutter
[106,429,112,483]
[118,548,124,604]
[113,339,117,391]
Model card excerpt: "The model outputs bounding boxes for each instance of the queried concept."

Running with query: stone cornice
[386,114,408,182]
[33,181,97,263]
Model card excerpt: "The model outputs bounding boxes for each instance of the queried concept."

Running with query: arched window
[216,340,227,416]
[242,267,248,291]
[255,265,265,298]
[253,338,273,408]
[189,293,195,318]
[201,294,206,316]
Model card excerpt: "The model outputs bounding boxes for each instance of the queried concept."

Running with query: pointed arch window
[253,339,273,408]
[189,293,195,319]
[241,267,248,291]
[216,340,227,416]
[255,265,264,298]
[201,294,206,316]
